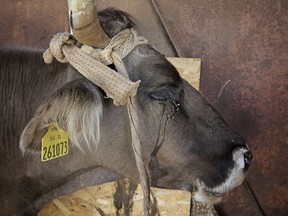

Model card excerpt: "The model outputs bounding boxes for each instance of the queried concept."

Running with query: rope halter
[43,29,146,106]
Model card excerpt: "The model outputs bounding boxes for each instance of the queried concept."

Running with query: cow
[0,9,252,215]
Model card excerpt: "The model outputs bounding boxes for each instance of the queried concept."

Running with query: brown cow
[0,9,252,215]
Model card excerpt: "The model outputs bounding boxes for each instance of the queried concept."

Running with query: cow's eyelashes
[150,88,176,101]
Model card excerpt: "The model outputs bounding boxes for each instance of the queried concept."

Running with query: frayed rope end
[43,49,54,64]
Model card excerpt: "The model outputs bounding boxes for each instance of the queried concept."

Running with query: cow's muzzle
[244,149,253,170]
[192,143,253,204]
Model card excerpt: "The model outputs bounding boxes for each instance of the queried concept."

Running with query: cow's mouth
[191,146,252,204]
[191,184,223,204]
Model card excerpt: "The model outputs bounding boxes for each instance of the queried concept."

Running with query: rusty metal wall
[1,0,288,215]
[0,0,175,56]
[154,0,288,215]
[0,0,69,49]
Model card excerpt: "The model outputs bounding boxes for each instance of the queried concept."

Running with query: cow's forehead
[125,45,183,86]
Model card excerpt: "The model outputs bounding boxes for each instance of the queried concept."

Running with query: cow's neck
[97,97,170,185]
[94,99,141,181]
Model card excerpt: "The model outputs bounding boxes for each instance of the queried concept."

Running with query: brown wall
[154,0,288,215]
[0,0,69,49]
[1,0,287,215]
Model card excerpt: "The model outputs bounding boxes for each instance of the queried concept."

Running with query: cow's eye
[150,87,176,101]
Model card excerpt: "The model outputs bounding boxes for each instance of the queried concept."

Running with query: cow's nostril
[231,133,246,146]
[244,151,253,170]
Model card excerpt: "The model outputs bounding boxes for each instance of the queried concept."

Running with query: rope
[191,199,218,216]
[43,31,141,106]
[43,29,151,215]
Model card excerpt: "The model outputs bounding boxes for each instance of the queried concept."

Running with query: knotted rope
[43,29,151,215]
[43,29,144,106]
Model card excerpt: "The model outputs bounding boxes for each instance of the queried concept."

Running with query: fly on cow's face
[172,101,181,112]
[166,101,181,119]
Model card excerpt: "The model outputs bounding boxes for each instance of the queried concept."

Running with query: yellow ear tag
[41,124,69,162]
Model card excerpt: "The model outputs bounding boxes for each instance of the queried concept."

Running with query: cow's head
[20,9,252,204]
[122,40,253,203]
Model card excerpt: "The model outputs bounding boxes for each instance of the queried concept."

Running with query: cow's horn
[68,0,110,48]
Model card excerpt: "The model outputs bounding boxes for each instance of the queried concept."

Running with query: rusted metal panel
[0,0,176,56]
[2,0,288,215]
[219,183,263,216]
[0,0,69,49]
[153,0,288,215]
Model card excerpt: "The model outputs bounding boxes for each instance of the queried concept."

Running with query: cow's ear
[20,79,103,154]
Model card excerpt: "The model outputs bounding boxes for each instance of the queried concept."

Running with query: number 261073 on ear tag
[41,124,69,162]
